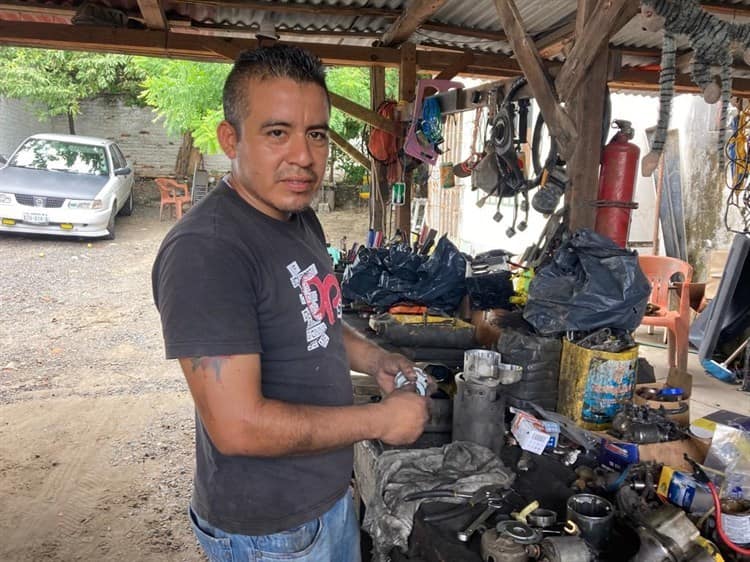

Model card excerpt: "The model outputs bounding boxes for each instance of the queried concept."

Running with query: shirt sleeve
[153,233,262,359]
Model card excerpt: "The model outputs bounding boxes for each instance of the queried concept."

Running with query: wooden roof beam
[555,0,635,103]
[535,15,575,59]
[0,21,531,79]
[328,129,370,168]
[136,0,167,30]
[329,92,398,135]
[700,1,750,17]
[493,0,577,160]
[435,50,474,80]
[612,68,750,96]
[381,0,450,47]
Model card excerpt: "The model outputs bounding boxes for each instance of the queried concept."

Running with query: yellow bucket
[557,339,638,430]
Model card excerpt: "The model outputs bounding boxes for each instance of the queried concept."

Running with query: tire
[105,202,117,240]
[118,190,134,217]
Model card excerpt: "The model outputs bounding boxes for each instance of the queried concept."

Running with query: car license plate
[23,212,48,225]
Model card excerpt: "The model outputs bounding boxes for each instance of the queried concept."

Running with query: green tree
[325,66,399,184]
[134,57,230,175]
[0,47,144,135]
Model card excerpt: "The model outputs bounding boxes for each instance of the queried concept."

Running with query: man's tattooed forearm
[189,356,230,382]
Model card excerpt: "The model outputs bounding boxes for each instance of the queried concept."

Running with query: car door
[109,144,130,208]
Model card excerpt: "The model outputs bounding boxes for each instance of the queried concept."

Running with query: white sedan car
[0,134,135,239]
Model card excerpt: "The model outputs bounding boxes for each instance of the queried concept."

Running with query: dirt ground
[0,184,370,562]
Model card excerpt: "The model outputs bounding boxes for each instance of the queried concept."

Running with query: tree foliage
[0,48,402,177]
[134,58,230,155]
[325,66,399,183]
[0,47,144,126]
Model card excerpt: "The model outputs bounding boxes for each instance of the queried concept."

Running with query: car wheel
[118,190,134,217]
[105,202,117,240]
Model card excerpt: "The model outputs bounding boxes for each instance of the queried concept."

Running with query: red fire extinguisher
[594,120,640,248]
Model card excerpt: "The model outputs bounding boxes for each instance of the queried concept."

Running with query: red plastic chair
[638,255,693,372]
[156,178,191,220]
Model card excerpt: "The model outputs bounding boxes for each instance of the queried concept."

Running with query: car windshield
[9,139,109,176]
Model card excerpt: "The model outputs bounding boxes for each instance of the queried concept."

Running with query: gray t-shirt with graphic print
[152,181,353,536]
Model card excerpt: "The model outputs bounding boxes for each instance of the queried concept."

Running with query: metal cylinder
[452,373,506,456]
[464,349,502,381]
[566,494,614,551]
[541,536,593,562]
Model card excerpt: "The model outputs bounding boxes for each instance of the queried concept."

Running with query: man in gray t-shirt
[152,45,429,562]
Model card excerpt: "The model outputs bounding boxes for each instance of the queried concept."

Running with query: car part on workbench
[452,373,506,456]
[481,530,537,562]
[394,368,429,396]
[496,520,543,544]
[527,508,557,528]
[539,536,593,562]
[610,403,686,444]
[565,494,614,551]
[631,504,714,562]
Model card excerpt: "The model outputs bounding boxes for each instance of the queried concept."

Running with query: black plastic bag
[522,229,650,336]
[342,235,467,313]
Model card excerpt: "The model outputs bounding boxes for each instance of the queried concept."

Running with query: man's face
[218,76,330,220]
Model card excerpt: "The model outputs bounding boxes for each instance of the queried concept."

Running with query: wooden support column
[554,0,630,103]
[396,41,417,237]
[370,66,389,232]
[493,0,577,160]
[566,0,610,231]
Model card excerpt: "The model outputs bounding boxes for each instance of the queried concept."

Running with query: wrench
[457,504,498,542]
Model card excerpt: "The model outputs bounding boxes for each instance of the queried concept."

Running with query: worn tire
[118,190,134,217]
[105,202,117,240]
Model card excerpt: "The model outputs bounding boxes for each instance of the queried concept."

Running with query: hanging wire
[723,103,750,234]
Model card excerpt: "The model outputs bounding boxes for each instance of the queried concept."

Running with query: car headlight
[0,192,13,205]
[68,199,103,210]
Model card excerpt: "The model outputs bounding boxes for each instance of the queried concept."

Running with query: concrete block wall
[0,96,230,176]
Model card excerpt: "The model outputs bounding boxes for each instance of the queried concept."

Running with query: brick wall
[0,96,230,177]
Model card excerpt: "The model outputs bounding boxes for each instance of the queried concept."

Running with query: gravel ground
[0,181,370,561]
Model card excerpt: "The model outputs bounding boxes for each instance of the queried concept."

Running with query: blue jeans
[189,491,361,561]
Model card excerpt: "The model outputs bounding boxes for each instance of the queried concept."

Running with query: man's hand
[373,352,417,393]
[375,389,429,445]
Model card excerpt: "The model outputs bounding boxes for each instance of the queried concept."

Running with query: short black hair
[223,45,329,133]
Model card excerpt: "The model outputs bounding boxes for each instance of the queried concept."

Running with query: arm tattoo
[189,356,230,382]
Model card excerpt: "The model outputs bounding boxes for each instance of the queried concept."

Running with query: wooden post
[493,0,577,160]
[396,41,417,238]
[370,66,389,232]
[566,0,610,231]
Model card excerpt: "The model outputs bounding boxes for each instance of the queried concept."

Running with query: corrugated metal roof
[4,0,750,80]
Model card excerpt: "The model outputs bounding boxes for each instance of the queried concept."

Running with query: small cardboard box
[511,410,551,455]
[634,367,692,426]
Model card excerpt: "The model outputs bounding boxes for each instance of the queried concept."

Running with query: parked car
[0,134,135,239]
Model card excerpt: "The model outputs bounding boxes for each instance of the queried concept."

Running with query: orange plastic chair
[638,255,693,372]
[156,178,191,220]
